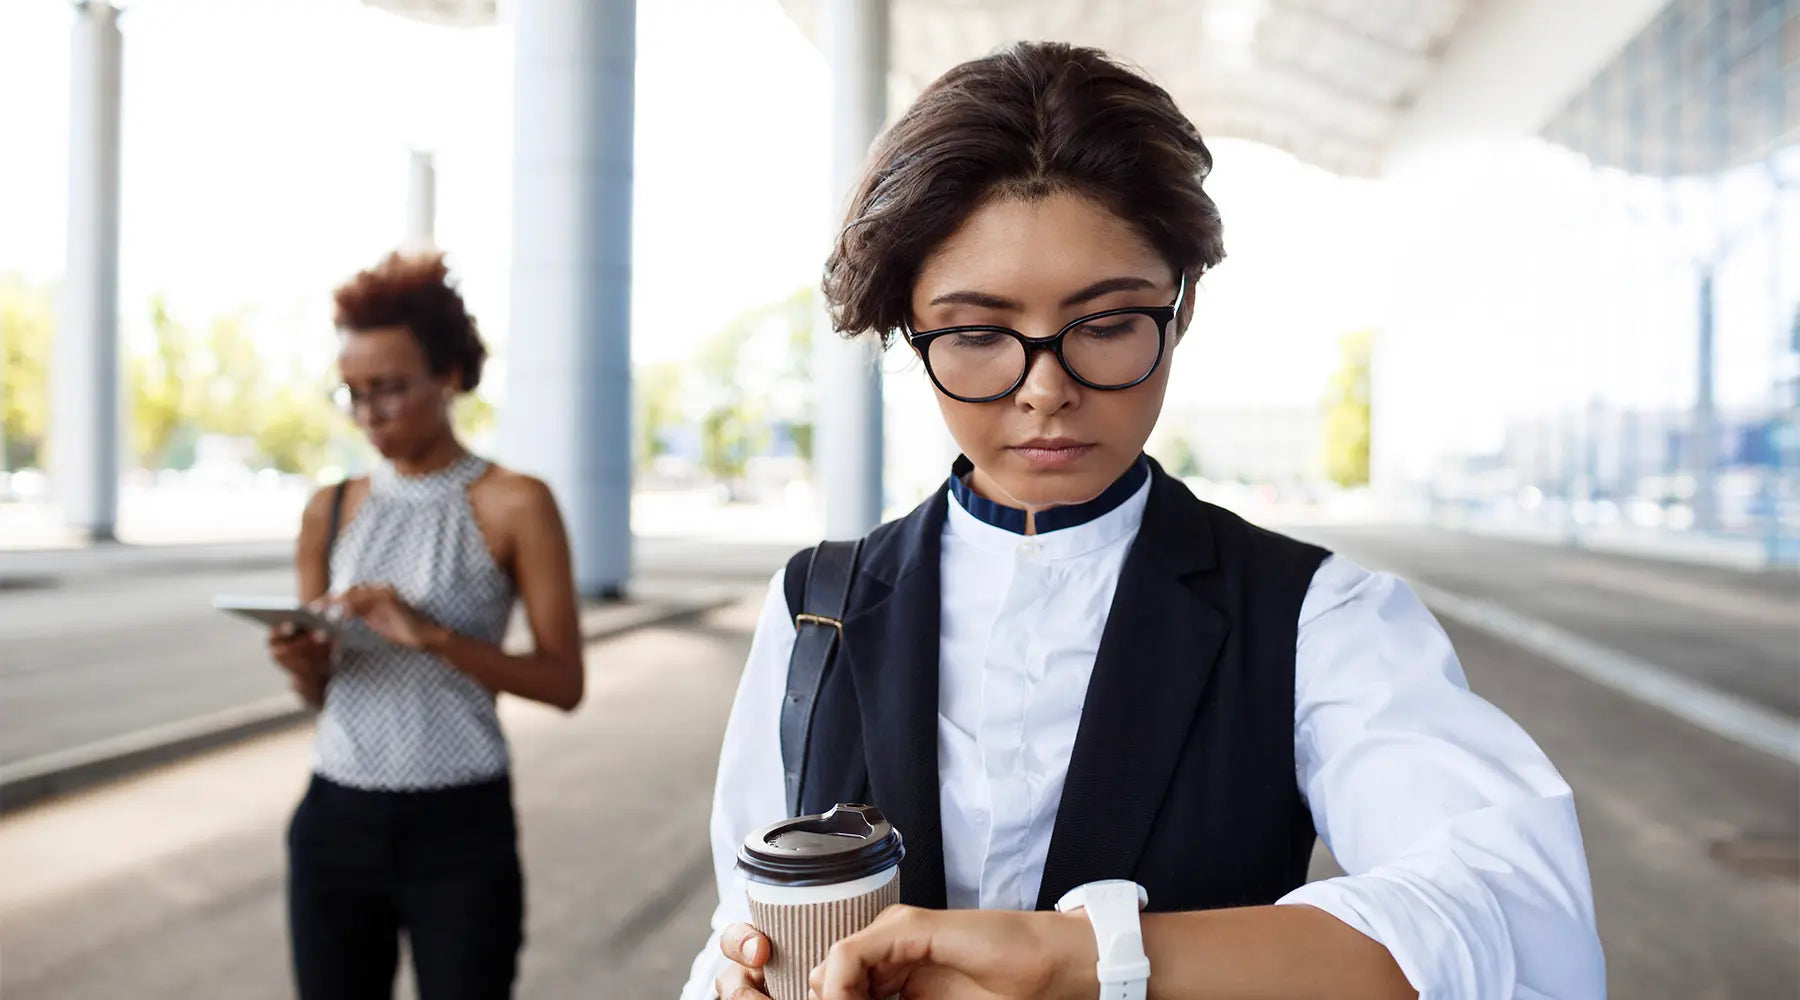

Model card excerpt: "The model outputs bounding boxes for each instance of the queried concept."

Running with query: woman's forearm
[419,625,583,711]
[1133,905,1415,1000]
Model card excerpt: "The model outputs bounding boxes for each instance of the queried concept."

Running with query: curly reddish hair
[332,250,488,391]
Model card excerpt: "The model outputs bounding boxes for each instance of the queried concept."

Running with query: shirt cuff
[678,926,730,1000]
[1277,865,1517,1000]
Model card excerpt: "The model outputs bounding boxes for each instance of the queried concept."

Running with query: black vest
[782,460,1329,913]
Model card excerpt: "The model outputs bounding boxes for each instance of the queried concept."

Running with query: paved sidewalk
[0,582,743,812]
[2,586,1794,998]
[0,539,291,590]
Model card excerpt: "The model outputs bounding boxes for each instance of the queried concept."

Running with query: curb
[0,591,741,815]
[0,696,310,815]
[0,545,294,592]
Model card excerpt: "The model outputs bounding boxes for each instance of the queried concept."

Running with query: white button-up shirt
[680,476,1604,999]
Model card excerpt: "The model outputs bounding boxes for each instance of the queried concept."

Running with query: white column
[54,0,124,542]
[503,0,634,597]
[405,149,436,250]
[813,0,888,539]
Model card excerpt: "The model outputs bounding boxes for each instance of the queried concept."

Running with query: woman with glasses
[685,42,1602,1000]
[267,250,584,1000]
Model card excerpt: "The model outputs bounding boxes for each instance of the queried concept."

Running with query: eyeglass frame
[331,378,430,421]
[901,272,1189,404]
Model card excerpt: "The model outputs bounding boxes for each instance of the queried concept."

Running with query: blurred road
[1302,525,1800,717]
[0,597,765,999]
[0,537,795,770]
[0,527,1795,998]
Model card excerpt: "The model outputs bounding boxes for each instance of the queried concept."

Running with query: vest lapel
[1035,466,1228,910]
[839,492,950,909]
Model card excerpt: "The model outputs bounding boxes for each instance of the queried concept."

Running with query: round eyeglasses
[331,379,425,421]
[903,274,1187,404]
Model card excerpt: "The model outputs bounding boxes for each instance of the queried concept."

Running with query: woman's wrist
[418,622,456,653]
[1046,909,1103,1000]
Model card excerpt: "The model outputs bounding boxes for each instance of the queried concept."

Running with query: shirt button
[1018,540,1040,556]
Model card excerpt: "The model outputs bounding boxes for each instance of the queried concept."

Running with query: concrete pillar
[1693,267,1718,533]
[405,149,436,250]
[814,0,888,539]
[54,0,124,542]
[503,0,634,597]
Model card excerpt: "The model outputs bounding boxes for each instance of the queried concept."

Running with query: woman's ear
[1174,274,1198,341]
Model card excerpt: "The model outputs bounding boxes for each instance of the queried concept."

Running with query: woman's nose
[1012,347,1078,414]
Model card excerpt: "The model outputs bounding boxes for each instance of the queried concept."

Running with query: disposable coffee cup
[737,803,905,1000]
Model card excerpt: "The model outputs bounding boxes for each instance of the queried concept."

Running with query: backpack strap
[780,538,863,816]
[323,480,348,591]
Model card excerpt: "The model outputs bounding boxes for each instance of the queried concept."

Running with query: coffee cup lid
[737,803,906,887]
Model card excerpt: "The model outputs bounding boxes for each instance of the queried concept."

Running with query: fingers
[268,627,331,679]
[267,627,326,648]
[714,964,770,1000]
[332,583,404,619]
[720,923,771,969]
[714,925,772,1000]
[808,907,932,1000]
[267,631,328,658]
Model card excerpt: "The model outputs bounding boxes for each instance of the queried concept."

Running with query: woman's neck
[965,467,1055,536]
[390,435,467,478]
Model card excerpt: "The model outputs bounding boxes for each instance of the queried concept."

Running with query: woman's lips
[1008,441,1095,470]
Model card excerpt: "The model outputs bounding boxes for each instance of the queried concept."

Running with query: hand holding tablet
[214,595,382,651]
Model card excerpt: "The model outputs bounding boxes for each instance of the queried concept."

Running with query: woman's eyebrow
[926,276,1158,311]
[927,290,1020,310]
[1059,276,1156,307]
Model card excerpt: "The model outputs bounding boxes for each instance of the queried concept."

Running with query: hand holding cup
[734,803,905,1000]
[713,923,774,999]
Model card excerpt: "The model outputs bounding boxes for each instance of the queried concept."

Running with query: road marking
[1410,581,1800,767]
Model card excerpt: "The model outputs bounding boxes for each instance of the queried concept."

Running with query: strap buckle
[794,613,843,633]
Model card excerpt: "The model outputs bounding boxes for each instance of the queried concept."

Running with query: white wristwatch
[1055,879,1150,1000]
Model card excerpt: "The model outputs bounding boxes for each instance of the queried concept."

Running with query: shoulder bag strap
[323,480,348,592]
[780,537,863,816]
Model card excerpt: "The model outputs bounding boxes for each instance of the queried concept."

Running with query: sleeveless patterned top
[316,453,515,790]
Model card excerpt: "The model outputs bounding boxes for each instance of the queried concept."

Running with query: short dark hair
[823,42,1224,344]
[332,250,488,391]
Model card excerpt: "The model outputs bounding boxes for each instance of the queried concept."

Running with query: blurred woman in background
[267,250,584,1000]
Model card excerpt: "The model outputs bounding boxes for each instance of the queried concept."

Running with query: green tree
[0,274,54,469]
[196,312,265,438]
[694,326,768,482]
[128,299,349,477]
[1152,429,1202,478]
[781,287,815,461]
[1322,329,1373,488]
[634,361,684,468]
[255,382,336,474]
[453,391,497,442]
[128,295,200,467]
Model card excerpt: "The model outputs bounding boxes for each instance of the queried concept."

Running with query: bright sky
[7,0,1780,487]
[0,0,1383,411]
[0,0,832,379]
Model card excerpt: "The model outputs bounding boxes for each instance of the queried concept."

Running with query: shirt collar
[944,454,1151,558]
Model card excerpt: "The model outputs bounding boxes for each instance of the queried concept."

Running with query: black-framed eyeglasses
[903,273,1187,403]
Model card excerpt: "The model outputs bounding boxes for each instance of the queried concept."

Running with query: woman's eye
[950,332,1006,349]
[1077,321,1132,338]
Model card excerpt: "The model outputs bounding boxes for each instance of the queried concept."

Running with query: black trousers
[287,773,524,1000]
